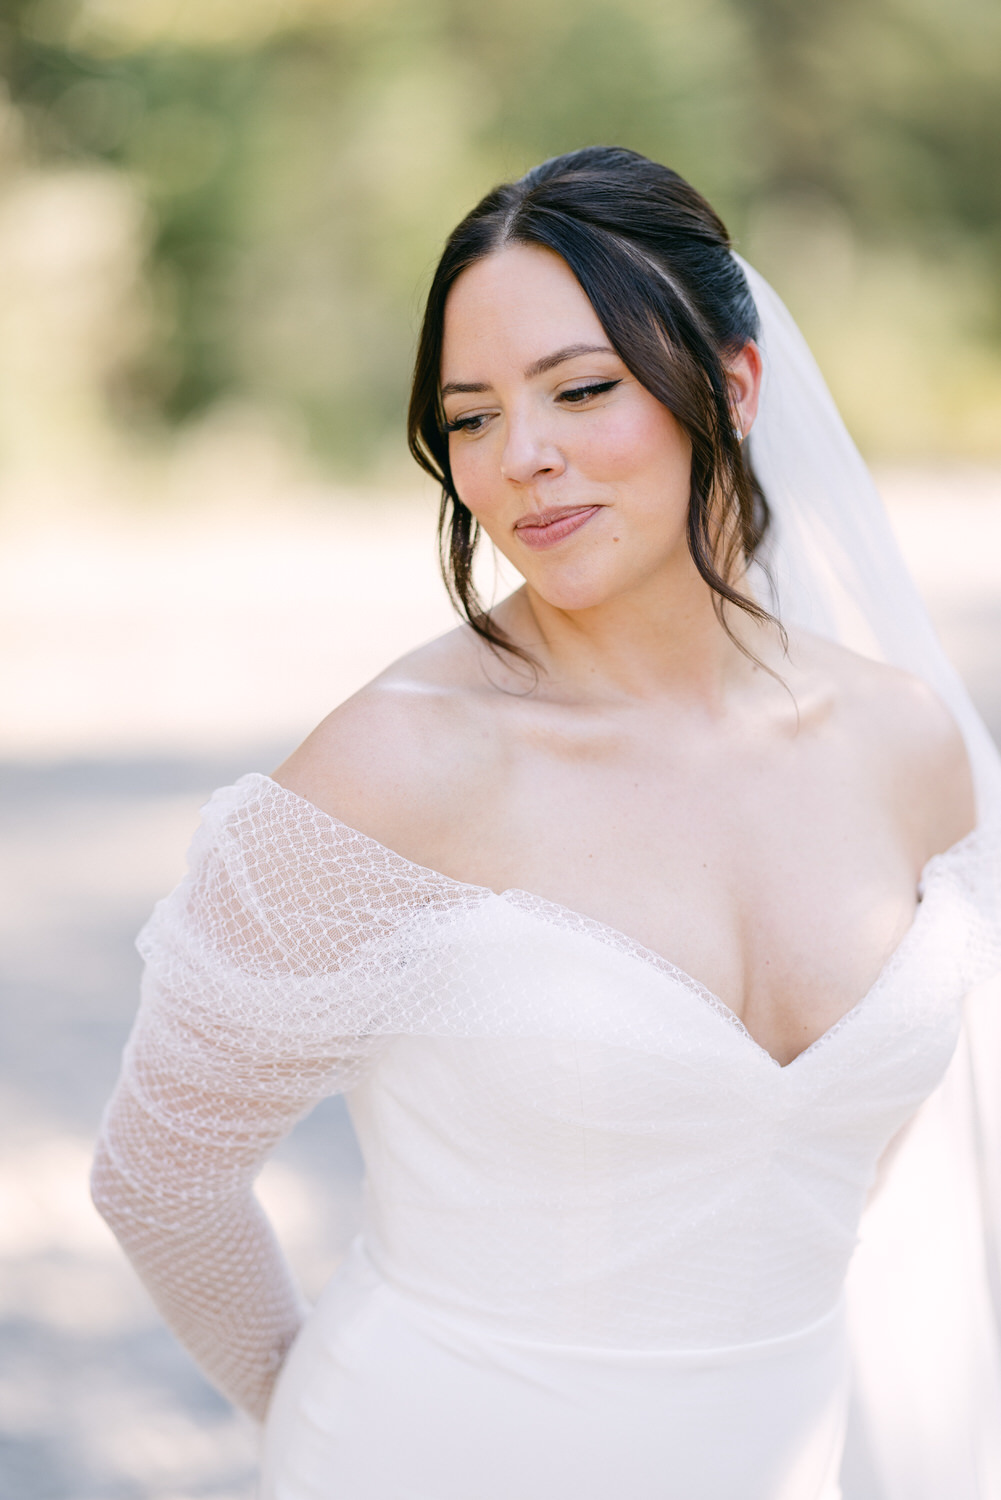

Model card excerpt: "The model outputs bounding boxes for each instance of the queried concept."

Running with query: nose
[499,411,566,486]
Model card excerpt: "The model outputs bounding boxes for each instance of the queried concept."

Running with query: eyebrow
[440,343,616,399]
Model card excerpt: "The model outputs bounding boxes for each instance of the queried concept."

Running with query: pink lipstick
[513,504,602,550]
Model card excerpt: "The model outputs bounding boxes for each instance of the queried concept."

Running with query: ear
[725,342,762,440]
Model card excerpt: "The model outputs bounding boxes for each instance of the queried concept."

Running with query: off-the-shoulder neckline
[223,772,985,1071]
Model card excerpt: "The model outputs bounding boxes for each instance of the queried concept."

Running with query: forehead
[441,244,608,378]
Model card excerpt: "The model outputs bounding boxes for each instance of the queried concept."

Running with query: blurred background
[0,1,999,1495]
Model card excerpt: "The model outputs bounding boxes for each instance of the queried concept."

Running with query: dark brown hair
[407,145,771,660]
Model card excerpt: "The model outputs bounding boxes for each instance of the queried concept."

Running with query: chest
[438,729,920,1065]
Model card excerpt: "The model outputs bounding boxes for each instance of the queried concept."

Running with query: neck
[498,558,776,712]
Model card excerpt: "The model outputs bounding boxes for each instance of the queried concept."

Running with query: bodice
[349,866,978,1347]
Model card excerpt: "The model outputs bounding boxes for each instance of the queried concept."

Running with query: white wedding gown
[92,774,1000,1500]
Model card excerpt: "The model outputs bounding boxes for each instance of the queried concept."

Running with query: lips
[513,504,602,550]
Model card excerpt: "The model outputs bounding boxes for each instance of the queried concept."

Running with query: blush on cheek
[447,451,491,518]
[577,405,689,489]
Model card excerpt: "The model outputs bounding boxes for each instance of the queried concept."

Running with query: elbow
[90,1136,117,1224]
[90,1134,136,1238]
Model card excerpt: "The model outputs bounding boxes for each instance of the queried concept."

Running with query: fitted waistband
[336,1239,846,1370]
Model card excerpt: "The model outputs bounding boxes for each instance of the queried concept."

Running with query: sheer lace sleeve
[90,773,477,1420]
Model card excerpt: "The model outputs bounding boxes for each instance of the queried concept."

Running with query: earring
[733,421,744,445]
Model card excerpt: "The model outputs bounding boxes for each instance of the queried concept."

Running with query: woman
[92,148,1001,1499]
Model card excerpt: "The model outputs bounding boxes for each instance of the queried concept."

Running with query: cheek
[448,440,499,519]
[577,402,690,488]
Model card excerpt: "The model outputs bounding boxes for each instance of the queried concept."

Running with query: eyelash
[444,379,621,434]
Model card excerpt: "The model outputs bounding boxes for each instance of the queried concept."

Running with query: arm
[91,787,367,1421]
[91,988,325,1421]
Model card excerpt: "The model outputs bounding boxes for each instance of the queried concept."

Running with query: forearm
[92,1138,308,1422]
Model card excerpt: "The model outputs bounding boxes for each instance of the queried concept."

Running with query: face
[440,243,758,616]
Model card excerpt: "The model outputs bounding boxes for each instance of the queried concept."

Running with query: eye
[443,412,492,434]
[557,379,621,406]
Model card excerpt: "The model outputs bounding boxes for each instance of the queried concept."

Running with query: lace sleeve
[90,778,399,1421]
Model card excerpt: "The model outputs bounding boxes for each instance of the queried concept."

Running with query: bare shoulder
[272,625,506,868]
[788,629,977,857]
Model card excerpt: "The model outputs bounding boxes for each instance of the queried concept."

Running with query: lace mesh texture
[91,773,1001,1420]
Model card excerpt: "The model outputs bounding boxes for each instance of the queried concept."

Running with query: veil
[737,257,1001,1499]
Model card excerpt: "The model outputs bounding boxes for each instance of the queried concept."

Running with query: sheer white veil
[736,255,1001,1499]
[739,255,1001,816]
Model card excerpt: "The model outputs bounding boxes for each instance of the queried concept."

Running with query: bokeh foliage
[1,0,1000,468]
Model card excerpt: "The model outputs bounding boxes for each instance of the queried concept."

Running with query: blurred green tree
[1,0,999,469]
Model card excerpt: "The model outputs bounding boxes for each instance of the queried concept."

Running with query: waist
[327,1237,848,1370]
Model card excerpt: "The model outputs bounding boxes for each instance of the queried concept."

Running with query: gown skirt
[261,1244,850,1500]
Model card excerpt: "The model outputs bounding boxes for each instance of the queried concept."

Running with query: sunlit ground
[1,467,999,1498]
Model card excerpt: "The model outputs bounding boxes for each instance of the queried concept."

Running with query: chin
[523,561,631,613]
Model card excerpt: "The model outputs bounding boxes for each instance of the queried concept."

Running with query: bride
[92,147,1001,1499]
